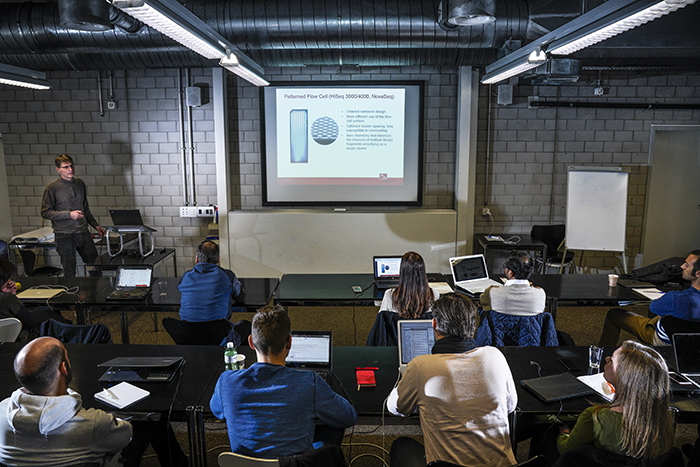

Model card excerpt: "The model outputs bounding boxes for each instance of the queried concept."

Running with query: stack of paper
[95,382,150,409]
[633,288,665,301]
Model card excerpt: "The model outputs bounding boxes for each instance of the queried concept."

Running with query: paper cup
[608,274,619,287]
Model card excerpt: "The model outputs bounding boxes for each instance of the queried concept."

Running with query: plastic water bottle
[224,342,238,371]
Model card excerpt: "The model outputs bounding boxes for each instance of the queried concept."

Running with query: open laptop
[397,319,436,374]
[449,254,501,295]
[98,356,184,383]
[672,333,700,389]
[373,256,402,289]
[109,209,156,232]
[107,266,152,300]
[285,330,333,383]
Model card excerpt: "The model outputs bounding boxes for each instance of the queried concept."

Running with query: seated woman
[379,251,438,319]
[556,340,674,463]
[0,259,39,342]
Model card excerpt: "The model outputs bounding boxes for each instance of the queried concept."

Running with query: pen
[606,382,615,394]
[356,367,379,370]
[105,388,119,400]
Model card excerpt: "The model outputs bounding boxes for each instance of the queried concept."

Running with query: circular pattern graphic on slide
[310,117,339,145]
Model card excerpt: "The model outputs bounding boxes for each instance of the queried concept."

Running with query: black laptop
[98,356,184,383]
[285,331,333,383]
[373,256,402,289]
[109,209,156,232]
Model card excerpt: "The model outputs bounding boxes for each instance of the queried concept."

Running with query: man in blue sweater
[599,250,700,346]
[178,240,245,322]
[210,305,357,458]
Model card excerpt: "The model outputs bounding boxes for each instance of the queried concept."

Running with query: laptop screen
[110,209,145,226]
[374,256,402,280]
[398,320,436,365]
[673,333,700,374]
[117,267,152,288]
[286,331,332,369]
[451,255,489,282]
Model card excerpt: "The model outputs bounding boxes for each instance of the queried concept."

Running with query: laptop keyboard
[108,288,150,300]
[461,279,501,294]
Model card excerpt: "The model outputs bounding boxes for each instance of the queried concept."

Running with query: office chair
[17,249,62,277]
[218,453,279,467]
[0,240,9,261]
[552,445,683,467]
[0,318,22,343]
[40,319,113,344]
[162,317,232,345]
[530,225,576,273]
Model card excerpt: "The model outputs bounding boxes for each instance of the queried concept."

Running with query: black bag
[630,256,685,284]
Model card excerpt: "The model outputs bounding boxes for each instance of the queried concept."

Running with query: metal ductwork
[0,0,698,72]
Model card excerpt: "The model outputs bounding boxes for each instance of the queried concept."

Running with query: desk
[475,234,547,274]
[275,273,448,306]
[84,248,177,276]
[529,274,647,319]
[0,343,224,467]
[15,276,279,344]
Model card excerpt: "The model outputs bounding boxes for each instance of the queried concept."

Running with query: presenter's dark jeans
[55,231,98,277]
[390,437,426,467]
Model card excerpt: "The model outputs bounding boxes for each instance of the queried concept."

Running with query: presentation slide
[261,81,423,206]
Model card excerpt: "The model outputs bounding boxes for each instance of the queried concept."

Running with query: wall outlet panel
[197,207,215,217]
[180,206,197,217]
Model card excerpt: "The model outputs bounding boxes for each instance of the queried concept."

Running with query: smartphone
[352,286,363,293]
[558,357,580,371]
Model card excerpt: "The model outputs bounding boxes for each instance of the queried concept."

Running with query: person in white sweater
[480,251,546,316]
[379,251,438,318]
[387,293,518,467]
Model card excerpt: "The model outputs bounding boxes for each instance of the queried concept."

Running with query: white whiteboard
[566,168,628,252]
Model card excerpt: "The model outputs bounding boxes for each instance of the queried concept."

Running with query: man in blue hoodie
[178,240,245,322]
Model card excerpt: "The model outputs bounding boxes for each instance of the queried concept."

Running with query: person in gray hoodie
[0,337,132,467]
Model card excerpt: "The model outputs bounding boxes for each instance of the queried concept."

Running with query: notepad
[95,382,150,409]
[577,372,615,402]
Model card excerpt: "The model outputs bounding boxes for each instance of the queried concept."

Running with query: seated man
[210,305,357,458]
[0,337,132,466]
[599,249,700,346]
[480,251,546,316]
[178,240,245,322]
[0,337,188,467]
[387,293,518,467]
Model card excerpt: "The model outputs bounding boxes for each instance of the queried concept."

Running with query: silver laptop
[286,331,333,383]
[16,288,64,300]
[397,319,436,374]
[373,256,402,289]
[449,254,501,295]
[673,333,700,389]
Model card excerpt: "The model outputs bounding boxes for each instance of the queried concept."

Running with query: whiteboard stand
[565,167,629,275]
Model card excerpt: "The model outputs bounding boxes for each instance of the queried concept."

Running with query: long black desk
[84,247,177,276]
[0,343,225,467]
[274,273,449,306]
[15,276,279,344]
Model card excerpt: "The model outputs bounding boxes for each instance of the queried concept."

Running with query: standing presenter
[41,154,105,277]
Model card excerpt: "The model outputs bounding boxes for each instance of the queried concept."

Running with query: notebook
[98,356,184,383]
[673,333,700,389]
[449,254,501,295]
[109,209,156,232]
[521,372,596,403]
[95,382,150,409]
[286,330,333,383]
[397,319,436,374]
[107,266,153,300]
[373,256,402,289]
[16,288,64,300]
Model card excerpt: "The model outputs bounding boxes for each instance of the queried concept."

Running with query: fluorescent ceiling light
[481,0,696,85]
[549,0,698,55]
[220,54,269,87]
[0,63,51,90]
[109,0,268,86]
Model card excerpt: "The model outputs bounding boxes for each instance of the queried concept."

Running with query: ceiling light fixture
[108,0,268,86]
[220,53,270,87]
[548,0,697,56]
[481,0,696,85]
[0,63,51,90]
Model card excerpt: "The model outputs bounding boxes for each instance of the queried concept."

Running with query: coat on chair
[475,310,558,347]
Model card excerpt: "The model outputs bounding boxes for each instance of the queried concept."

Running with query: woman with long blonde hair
[557,340,674,461]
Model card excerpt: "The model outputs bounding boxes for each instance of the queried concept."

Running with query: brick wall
[474,70,700,271]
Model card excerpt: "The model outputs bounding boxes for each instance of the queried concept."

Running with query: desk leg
[120,311,130,345]
[75,303,87,325]
[187,406,206,467]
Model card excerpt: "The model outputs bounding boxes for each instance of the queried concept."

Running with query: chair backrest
[218,452,279,467]
[162,317,232,345]
[0,240,9,261]
[40,319,113,344]
[530,225,566,254]
[660,316,700,339]
[366,310,400,346]
[475,310,558,347]
[552,445,684,467]
[0,317,22,343]
[16,249,62,277]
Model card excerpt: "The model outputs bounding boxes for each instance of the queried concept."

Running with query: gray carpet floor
[64,303,696,467]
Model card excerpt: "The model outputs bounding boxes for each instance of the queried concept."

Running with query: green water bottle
[224,342,238,371]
